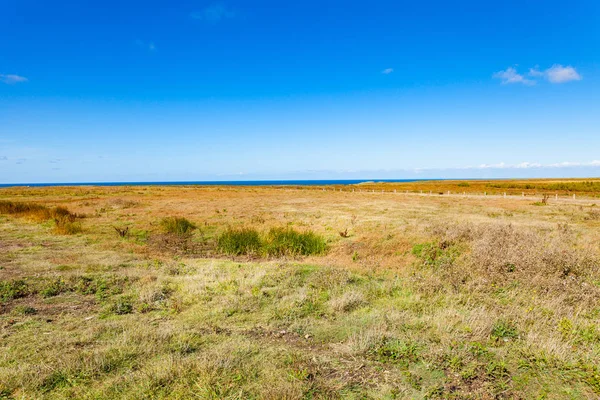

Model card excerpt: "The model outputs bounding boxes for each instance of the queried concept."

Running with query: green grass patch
[263,227,327,257]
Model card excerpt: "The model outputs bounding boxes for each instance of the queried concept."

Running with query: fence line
[285,186,596,204]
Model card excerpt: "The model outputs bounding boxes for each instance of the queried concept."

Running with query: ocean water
[0,179,428,188]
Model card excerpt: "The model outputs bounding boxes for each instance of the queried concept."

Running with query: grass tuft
[263,227,327,257]
[217,227,262,256]
[160,217,196,235]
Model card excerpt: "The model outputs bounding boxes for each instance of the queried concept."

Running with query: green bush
[263,227,327,257]
[217,228,262,256]
[160,217,196,235]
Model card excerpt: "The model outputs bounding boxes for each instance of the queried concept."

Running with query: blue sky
[1,0,599,183]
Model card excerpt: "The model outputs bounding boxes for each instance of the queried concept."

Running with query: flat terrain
[1,180,600,399]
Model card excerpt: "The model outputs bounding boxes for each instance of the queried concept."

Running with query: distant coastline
[0,179,430,188]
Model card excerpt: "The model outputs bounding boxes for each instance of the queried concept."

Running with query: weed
[491,320,519,341]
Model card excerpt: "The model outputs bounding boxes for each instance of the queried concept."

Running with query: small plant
[105,295,134,315]
[160,217,196,235]
[457,182,470,187]
[217,227,262,256]
[113,226,129,238]
[541,193,550,205]
[491,320,519,341]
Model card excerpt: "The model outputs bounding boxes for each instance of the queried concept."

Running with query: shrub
[160,217,196,235]
[263,227,327,257]
[217,227,262,256]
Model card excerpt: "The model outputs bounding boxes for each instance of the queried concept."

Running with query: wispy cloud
[381,68,394,75]
[492,67,535,85]
[0,74,28,84]
[0,156,7,161]
[135,40,156,51]
[544,64,581,83]
[191,3,237,23]
[495,64,582,85]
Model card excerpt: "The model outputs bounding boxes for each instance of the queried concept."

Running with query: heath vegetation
[1,180,599,399]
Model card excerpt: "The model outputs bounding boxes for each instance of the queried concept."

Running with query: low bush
[217,227,262,256]
[160,217,196,235]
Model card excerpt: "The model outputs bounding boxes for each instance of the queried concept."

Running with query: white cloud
[515,64,582,84]
[492,67,535,85]
[0,156,7,161]
[528,67,543,77]
[544,64,581,83]
[381,68,394,75]
[0,74,28,84]
[191,3,236,23]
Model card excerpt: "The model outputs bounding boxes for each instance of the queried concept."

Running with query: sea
[0,179,428,188]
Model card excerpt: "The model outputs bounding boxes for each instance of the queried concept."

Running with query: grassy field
[1,180,600,399]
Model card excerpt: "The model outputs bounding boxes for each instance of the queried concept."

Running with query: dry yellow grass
[1,181,599,399]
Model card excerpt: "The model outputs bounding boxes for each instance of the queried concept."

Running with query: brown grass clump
[0,200,82,234]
